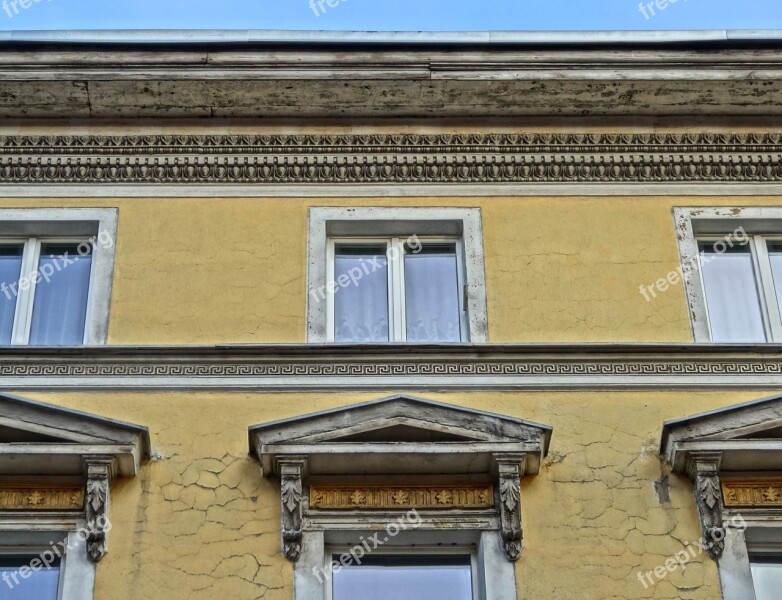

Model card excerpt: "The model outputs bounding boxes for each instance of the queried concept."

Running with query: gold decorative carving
[722,480,782,508]
[309,484,493,510]
[0,485,84,511]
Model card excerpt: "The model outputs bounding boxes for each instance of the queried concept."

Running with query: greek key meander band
[1,133,781,183]
[1,360,781,377]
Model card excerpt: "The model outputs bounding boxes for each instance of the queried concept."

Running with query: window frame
[0,525,96,600]
[324,546,479,600]
[326,235,468,343]
[675,207,782,343]
[0,208,117,346]
[307,207,488,344]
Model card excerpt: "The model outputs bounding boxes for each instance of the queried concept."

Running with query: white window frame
[675,207,782,342]
[0,208,117,346]
[324,545,480,600]
[0,524,96,600]
[307,207,488,343]
[326,236,468,343]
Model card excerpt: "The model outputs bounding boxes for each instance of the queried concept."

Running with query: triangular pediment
[661,393,782,472]
[0,393,150,476]
[250,394,552,477]
[250,394,551,446]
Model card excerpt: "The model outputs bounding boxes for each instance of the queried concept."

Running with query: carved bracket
[687,452,725,560]
[495,453,525,562]
[83,457,116,563]
[279,457,305,562]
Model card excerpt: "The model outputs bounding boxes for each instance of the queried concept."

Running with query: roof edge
[1,29,782,46]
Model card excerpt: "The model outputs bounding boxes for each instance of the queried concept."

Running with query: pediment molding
[250,395,552,563]
[0,394,150,562]
[662,394,782,560]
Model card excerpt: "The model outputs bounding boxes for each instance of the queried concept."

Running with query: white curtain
[334,252,389,343]
[0,246,23,344]
[700,248,765,342]
[29,245,92,345]
[404,249,461,342]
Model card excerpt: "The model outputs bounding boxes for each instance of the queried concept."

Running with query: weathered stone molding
[279,457,305,562]
[3,345,782,390]
[1,133,781,184]
[84,456,115,563]
[687,452,725,560]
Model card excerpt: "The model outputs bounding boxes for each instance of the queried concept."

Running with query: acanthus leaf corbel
[83,456,116,563]
[495,452,525,562]
[686,451,725,560]
[278,457,306,562]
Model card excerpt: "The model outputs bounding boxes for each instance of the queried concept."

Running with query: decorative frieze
[0,485,84,511]
[722,479,782,508]
[309,484,494,510]
[0,133,781,184]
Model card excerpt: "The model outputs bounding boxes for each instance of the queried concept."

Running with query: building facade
[0,30,781,600]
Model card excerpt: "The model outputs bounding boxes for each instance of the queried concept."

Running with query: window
[675,207,782,343]
[1,239,94,345]
[751,555,782,600]
[330,553,474,600]
[697,235,782,343]
[307,207,488,343]
[0,553,62,599]
[0,208,117,346]
[327,237,466,343]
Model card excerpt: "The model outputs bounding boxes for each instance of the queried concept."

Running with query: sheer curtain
[0,245,23,344]
[334,245,389,343]
[29,244,92,345]
[404,244,461,342]
[699,245,766,342]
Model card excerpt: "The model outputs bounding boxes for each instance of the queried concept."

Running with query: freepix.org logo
[2,0,53,19]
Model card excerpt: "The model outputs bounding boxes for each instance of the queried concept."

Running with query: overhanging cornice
[1,133,782,184]
[1,343,781,391]
[0,46,780,117]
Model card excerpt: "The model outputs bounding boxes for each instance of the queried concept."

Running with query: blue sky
[1,0,781,31]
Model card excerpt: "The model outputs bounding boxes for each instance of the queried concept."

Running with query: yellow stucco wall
[19,389,772,600]
[0,195,780,344]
